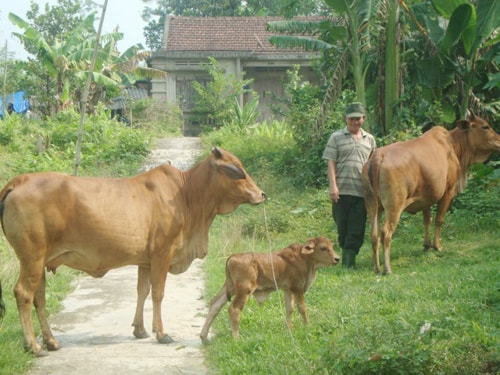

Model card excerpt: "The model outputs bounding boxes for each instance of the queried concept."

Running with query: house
[149,16,323,135]
[108,82,150,124]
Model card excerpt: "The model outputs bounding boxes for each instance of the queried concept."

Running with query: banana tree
[9,12,99,112]
[267,0,381,135]
[410,0,500,119]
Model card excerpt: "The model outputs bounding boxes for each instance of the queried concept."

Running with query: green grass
[201,188,500,375]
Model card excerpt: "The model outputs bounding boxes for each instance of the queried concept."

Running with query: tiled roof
[162,16,321,53]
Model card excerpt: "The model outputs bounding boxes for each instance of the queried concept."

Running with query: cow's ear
[301,240,315,254]
[211,147,223,159]
[467,110,476,122]
[218,163,246,180]
[456,120,471,130]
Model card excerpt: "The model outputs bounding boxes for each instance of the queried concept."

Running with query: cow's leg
[150,259,173,344]
[132,265,150,339]
[381,208,403,275]
[422,208,432,249]
[228,286,252,339]
[200,283,229,344]
[284,290,295,328]
[14,262,45,355]
[370,209,381,273]
[433,194,454,251]
[33,272,59,351]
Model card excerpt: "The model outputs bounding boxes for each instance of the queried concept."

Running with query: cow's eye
[320,247,327,251]
[482,125,490,130]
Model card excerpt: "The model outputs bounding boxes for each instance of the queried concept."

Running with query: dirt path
[28,137,210,375]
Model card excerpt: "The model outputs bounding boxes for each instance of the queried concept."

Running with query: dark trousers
[332,195,367,253]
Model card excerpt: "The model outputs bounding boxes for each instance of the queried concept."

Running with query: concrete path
[28,137,210,375]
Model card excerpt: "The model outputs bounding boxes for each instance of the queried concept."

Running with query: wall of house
[150,56,321,135]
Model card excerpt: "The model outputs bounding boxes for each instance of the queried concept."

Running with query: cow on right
[362,112,500,275]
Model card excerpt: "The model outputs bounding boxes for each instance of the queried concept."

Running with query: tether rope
[262,202,311,369]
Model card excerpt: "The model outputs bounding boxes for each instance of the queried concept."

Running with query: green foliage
[191,58,256,128]
[131,98,183,137]
[227,96,260,130]
[451,162,500,228]
[0,107,151,178]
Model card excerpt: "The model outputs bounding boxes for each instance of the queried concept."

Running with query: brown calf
[200,237,339,343]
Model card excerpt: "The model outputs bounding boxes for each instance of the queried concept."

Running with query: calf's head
[301,236,340,268]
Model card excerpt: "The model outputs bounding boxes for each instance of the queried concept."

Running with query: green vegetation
[200,120,500,375]
[0,101,180,373]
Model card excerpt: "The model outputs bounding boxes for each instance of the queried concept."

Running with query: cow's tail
[364,151,384,236]
[0,177,19,235]
[0,180,16,321]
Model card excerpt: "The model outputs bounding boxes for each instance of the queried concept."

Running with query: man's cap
[345,102,366,118]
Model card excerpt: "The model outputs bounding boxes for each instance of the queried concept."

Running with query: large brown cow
[362,113,500,275]
[0,147,265,355]
[199,236,339,343]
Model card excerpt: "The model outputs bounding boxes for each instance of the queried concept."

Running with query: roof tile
[163,16,321,53]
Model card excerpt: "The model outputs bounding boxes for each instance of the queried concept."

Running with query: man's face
[346,116,365,134]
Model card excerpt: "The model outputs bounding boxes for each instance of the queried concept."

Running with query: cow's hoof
[33,348,49,357]
[45,340,60,351]
[133,327,149,339]
[158,334,174,344]
[200,335,209,345]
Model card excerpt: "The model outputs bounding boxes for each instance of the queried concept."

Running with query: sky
[0,0,148,60]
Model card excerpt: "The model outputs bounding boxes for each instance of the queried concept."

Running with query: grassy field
[200,179,499,374]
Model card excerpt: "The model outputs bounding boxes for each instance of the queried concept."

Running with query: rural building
[149,16,322,135]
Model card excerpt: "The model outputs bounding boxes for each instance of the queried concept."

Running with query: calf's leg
[294,292,308,325]
[228,286,252,339]
[200,282,229,344]
[284,291,295,328]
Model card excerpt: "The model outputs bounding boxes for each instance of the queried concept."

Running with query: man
[322,102,376,268]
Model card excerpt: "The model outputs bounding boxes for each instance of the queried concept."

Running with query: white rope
[261,202,311,369]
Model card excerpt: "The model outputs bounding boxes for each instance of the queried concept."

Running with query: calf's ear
[301,239,315,254]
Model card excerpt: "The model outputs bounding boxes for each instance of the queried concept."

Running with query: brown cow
[0,147,265,355]
[199,236,339,343]
[362,113,500,275]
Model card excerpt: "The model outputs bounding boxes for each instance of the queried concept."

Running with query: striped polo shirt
[322,127,376,197]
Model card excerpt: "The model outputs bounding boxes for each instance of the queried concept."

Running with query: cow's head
[301,236,340,268]
[456,112,500,163]
[210,147,265,214]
